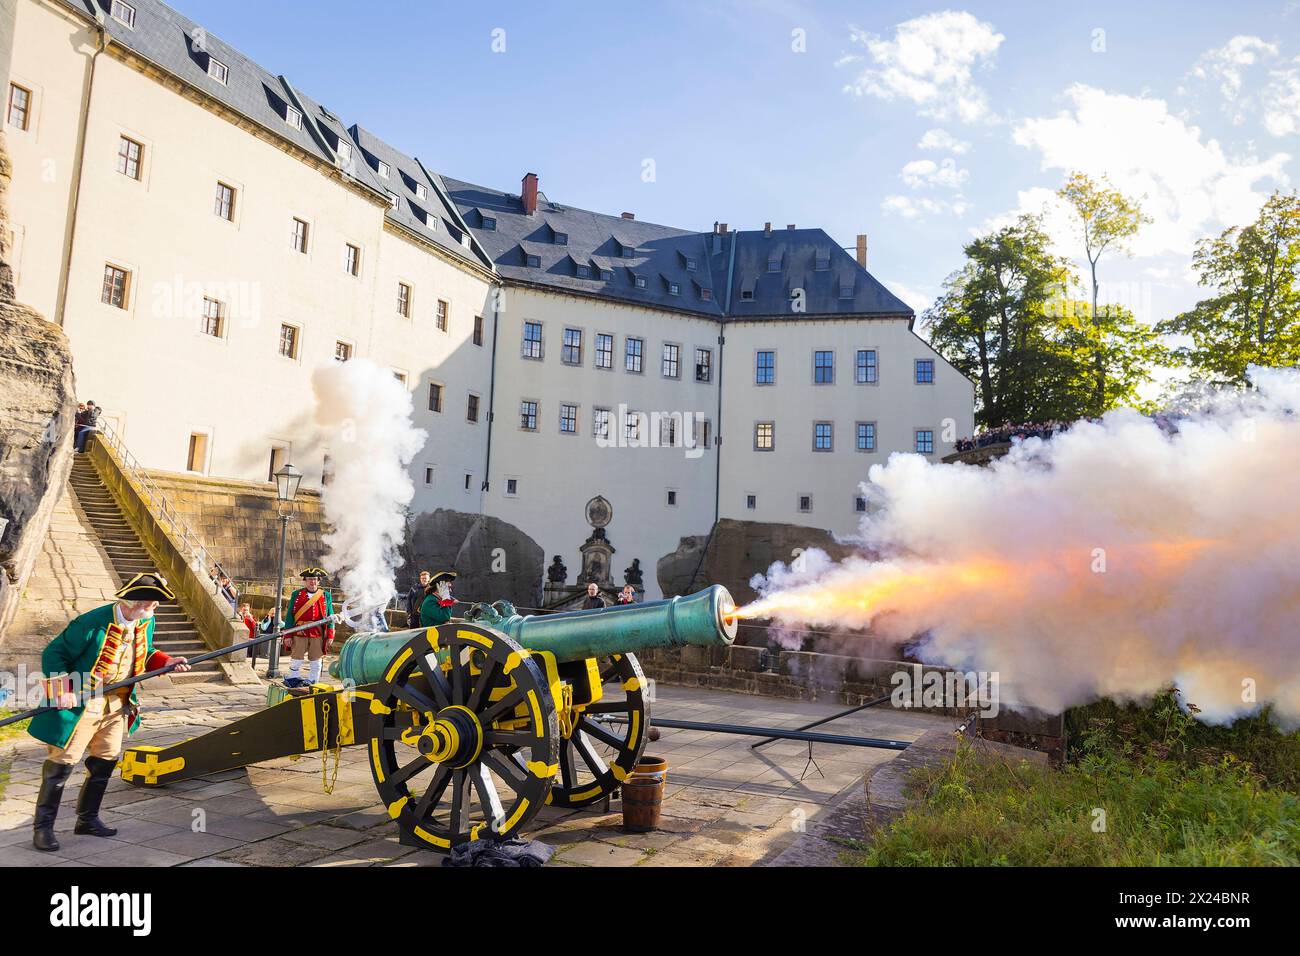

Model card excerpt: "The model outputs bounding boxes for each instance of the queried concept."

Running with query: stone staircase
[68,456,223,684]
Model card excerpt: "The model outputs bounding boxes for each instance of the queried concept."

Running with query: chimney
[621,212,635,220]
[718,223,729,234]
[521,172,538,216]
[855,234,868,268]
[763,221,772,236]
[787,224,796,230]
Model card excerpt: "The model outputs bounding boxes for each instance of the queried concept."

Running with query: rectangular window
[200,297,223,337]
[110,1,136,28]
[695,348,712,383]
[522,321,543,359]
[634,275,647,289]
[397,282,411,317]
[660,415,678,446]
[855,496,868,513]
[576,264,591,278]
[856,422,876,452]
[6,83,31,131]
[415,183,427,200]
[285,106,302,130]
[856,349,878,384]
[666,490,677,506]
[344,243,360,276]
[291,218,309,253]
[334,341,352,362]
[624,410,640,443]
[336,141,353,165]
[701,419,712,449]
[377,160,390,178]
[754,422,774,451]
[388,191,399,210]
[520,401,538,431]
[746,494,757,510]
[101,265,130,309]
[116,136,142,180]
[916,429,934,454]
[464,473,472,491]
[424,466,434,486]
[278,324,299,359]
[799,495,813,513]
[214,182,236,221]
[593,407,611,440]
[595,333,613,369]
[755,350,775,385]
[662,343,680,379]
[473,315,484,346]
[436,300,448,332]
[562,328,583,365]
[668,282,680,296]
[186,433,208,473]
[267,445,289,483]
[506,478,519,496]
[554,232,568,245]
[625,337,643,373]
[814,421,833,452]
[427,382,443,412]
[559,403,577,434]
[814,350,834,384]
[525,254,541,268]
[208,57,229,84]
[393,370,408,386]
[467,394,479,423]
[915,359,935,384]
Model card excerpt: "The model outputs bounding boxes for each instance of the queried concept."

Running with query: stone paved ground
[0,681,951,867]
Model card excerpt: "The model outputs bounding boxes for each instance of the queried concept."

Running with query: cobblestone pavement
[0,681,951,867]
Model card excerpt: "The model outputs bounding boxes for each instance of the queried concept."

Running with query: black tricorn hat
[115,572,176,603]
[429,570,457,586]
[299,567,328,579]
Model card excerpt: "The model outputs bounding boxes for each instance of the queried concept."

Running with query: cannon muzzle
[335,584,738,686]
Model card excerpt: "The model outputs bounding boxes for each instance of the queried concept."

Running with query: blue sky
[176,0,1300,333]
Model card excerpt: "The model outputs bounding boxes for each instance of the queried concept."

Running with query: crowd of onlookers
[954,419,1084,452]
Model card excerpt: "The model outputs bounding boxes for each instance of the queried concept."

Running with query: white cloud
[842,11,1004,123]
[1009,84,1290,257]
[917,128,971,154]
[1262,57,1300,136]
[900,157,970,189]
[882,195,970,220]
[882,279,935,316]
[1187,35,1277,102]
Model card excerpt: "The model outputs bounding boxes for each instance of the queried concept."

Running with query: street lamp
[267,461,302,680]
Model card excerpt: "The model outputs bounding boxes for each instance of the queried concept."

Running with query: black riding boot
[33,760,73,852]
[73,756,119,837]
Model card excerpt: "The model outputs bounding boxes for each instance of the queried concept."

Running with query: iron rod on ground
[749,693,895,750]
[603,715,910,750]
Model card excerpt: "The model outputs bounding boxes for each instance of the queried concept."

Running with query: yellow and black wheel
[368,623,559,852]
[547,652,650,808]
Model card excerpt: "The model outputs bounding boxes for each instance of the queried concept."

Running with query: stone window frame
[754,421,775,452]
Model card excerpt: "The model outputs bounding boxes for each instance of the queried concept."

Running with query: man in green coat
[419,570,458,627]
[28,572,191,851]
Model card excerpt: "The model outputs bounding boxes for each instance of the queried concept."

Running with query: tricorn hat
[115,572,176,603]
[299,567,328,579]
[429,570,457,586]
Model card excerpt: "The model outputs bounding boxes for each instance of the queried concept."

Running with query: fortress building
[5,0,973,599]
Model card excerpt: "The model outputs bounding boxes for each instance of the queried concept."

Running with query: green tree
[1157,192,1300,385]
[1058,172,1150,414]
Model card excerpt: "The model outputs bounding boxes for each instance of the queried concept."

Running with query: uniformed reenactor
[419,570,458,627]
[282,567,335,688]
[28,572,191,851]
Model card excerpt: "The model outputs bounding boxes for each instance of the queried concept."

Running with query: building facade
[6,0,973,598]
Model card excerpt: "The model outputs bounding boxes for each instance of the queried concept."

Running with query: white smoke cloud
[748,367,1300,726]
[312,359,427,613]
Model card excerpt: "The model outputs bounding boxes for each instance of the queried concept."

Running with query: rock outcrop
[0,131,77,637]
[406,509,545,609]
[656,518,864,607]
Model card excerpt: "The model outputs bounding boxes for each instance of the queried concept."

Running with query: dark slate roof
[442,177,911,320]
[441,177,726,317]
[347,127,492,269]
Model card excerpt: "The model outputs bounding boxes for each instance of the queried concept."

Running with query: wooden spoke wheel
[546,652,650,808]
[368,623,559,852]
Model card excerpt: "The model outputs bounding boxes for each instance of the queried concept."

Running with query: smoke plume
[745,367,1300,725]
[312,360,427,613]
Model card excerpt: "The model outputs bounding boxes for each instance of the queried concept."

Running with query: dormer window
[576,264,591,279]
[767,254,782,272]
[285,106,302,130]
[685,257,697,271]
[111,1,136,28]
[415,183,427,200]
[740,289,754,301]
[621,243,635,258]
[815,249,830,271]
[482,215,497,230]
[667,282,680,296]
[600,269,614,281]
[207,57,229,84]
[377,160,389,178]
[554,231,568,245]
[839,280,855,299]
[336,141,353,164]
[525,253,541,268]
[387,191,399,210]
[423,209,438,230]
[700,288,713,301]
[634,275,647,289]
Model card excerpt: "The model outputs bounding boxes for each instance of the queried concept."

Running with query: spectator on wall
[582,582,607,610]
[617,585,637,605]
[405,570,431,628]
[74,401,101,453]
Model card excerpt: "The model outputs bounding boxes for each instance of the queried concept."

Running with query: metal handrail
[89,418,233,614]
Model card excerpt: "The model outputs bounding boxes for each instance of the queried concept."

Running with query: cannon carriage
[120,585,738,851]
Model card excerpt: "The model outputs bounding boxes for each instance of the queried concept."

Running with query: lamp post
[267,462,302,680]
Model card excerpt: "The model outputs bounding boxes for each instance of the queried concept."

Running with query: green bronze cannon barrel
[334,584,738,686]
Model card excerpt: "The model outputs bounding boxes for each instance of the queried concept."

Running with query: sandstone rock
[0,131,76,637]
[656,518,864,606]
[406,509,544,609]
